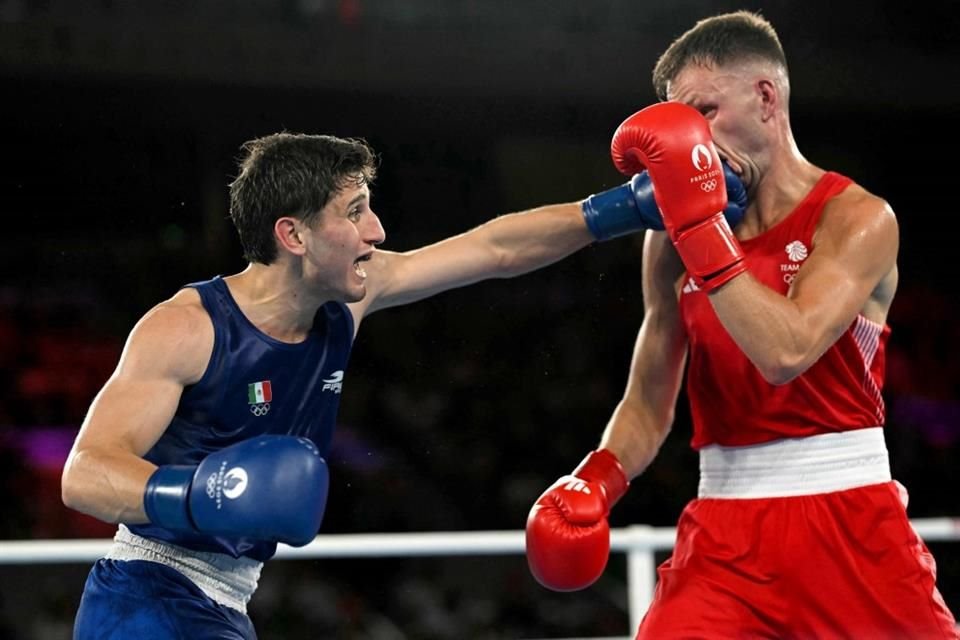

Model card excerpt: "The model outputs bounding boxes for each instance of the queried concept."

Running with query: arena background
[1,1,958,638]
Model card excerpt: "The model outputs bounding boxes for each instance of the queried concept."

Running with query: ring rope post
[623,526,656,633]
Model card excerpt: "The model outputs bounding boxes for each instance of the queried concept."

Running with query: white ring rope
[2,519,956,638]
[0,519,956,565]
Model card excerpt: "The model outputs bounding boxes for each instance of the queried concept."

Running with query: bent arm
[708,192,898,384]
[61,296,211,524]
[599,232,688,479]
[354,202,593,316]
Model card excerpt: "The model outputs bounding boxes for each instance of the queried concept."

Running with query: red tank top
[679,172,890,449]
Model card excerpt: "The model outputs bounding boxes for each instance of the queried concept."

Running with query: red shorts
[637,482,958,639]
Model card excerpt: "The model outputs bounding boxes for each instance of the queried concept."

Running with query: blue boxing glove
[143,435,328,547]
[582,161,748,241]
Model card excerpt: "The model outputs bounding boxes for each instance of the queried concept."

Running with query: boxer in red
[526,11,958,639]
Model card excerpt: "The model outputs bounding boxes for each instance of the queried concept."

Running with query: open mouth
[354,254,371,279]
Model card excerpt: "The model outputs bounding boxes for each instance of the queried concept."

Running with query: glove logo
[691,144,713,172]
[222,468,249,499]
[205,462,249,508]
[682,276,701,294]
[206,473,217,499]
[700,179,718,192]
[562,480,592,494]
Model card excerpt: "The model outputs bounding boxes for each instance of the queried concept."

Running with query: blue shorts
[74,559,257,640]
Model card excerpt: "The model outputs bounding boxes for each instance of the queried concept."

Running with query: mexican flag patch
[247,380,273,404]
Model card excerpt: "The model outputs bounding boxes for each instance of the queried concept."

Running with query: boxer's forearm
[61,446,155,524]
[478,202,594,277]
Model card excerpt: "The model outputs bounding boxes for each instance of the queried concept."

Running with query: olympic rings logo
[250,402,271,416]
[206,473,217,498]
[700,179,718,192]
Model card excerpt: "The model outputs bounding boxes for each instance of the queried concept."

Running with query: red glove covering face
[611,102,746,291]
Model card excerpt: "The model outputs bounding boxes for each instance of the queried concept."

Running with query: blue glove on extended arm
[143,435,329,547]
[581,161,748,241]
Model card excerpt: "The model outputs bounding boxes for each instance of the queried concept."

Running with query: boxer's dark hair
[229,133,378,264]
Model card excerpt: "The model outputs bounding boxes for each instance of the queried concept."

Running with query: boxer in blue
[61,132,746,638]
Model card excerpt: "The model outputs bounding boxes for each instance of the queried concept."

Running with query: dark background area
[1,1,959,638]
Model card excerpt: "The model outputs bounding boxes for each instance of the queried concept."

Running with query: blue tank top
[127,276,354,561]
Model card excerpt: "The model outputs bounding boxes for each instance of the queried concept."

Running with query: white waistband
[698,428,891,499]
[106,525,263,613]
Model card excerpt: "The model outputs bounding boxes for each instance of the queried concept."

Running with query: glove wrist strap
[581,185,646,241]
[143,465,198,532]
[581,173,665,241]
[673,214,745,283]
[573,449,629,507]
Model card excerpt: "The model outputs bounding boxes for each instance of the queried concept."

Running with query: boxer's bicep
[62,301,212,522]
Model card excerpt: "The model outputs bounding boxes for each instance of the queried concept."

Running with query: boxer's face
[300,178,385,302]
[667,61,768,191]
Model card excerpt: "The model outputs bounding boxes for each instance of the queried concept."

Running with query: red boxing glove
[611,102,746,291]
[525,449,629,591]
